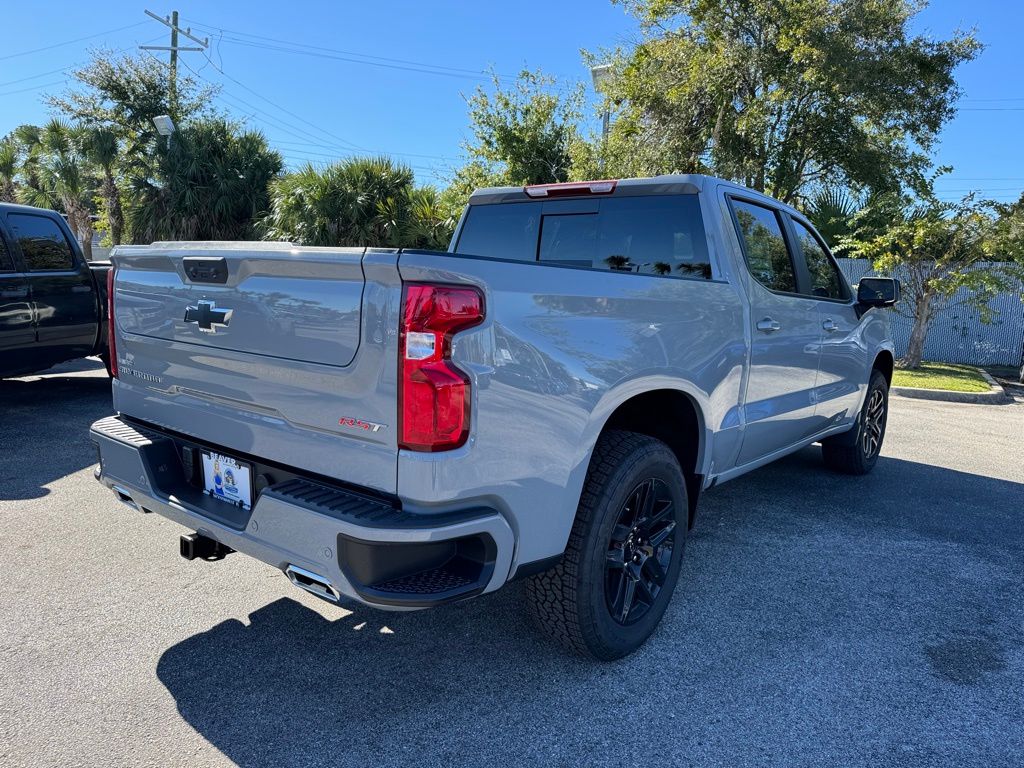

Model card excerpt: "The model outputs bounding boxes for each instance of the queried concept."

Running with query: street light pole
[590,64,614,173]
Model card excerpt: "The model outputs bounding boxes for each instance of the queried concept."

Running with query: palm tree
[16,120,96,259]
[127,119,281,243]
[83,127,124,245]
[0,139,18,202]
[262,157,455,248]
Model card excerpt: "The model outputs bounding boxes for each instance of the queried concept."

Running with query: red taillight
[106,267,118,378]
[399,283,484,452]
[524,179,617,198]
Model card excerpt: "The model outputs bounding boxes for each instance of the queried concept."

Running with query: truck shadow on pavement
[0,360,112,500]
[155,447,1024,768]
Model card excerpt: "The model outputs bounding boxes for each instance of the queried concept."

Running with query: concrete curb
[891,368,1012,404]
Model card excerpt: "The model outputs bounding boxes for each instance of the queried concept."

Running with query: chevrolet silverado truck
[1,202,111,378]
[90,175,899,659]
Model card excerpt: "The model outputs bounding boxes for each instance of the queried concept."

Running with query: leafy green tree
[445,70,584,213]
[261,157,453,249]
[593,0,980,203]
[16,120,96,259]
[126,119,281,242]
[48,50,216,158]
[82,127,124,245]
[845,181,1014,369]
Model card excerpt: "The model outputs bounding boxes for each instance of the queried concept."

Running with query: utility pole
[140,9,208,119]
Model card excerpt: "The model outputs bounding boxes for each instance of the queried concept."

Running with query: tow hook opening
[111,485,137,510]
[285,565,341,603]
[180,532,234,562]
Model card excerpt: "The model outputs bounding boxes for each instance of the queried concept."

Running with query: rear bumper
[89,415,515,609]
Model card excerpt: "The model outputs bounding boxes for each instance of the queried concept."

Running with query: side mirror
[856,277,900,309]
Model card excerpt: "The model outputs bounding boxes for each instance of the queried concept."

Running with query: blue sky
[1,0,1021,203]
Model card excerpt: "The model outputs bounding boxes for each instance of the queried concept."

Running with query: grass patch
[892,362,991,393]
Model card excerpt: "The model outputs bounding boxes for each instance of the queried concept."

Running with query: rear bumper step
[90,415,514,608]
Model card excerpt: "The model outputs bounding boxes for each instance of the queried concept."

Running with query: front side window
[730,199,797,293]
[7,214,75,271]
[792,219,849,300]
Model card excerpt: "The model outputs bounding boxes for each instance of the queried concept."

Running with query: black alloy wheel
[605,478,677,626]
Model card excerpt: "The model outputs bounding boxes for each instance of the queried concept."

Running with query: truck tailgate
[109,243,401,494]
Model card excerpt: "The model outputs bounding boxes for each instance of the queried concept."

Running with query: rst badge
[338,416,387,434]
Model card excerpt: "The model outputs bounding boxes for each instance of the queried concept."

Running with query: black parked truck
[0,202,112,378]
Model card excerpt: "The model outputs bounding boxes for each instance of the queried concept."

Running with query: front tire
[821,369,889,475]
[526,430,688,660]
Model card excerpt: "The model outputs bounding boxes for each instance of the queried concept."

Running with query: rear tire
[526,430,688,660]
[821,369,888,475]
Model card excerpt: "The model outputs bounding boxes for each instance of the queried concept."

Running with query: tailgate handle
[183,257,229,284]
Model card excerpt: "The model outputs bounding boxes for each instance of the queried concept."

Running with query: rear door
[786,215,865,423]
[728,196,822,465]
[6,211,99,367]
[0,224,34,355]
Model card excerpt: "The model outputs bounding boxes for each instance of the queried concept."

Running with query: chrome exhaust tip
[285,565,341,603]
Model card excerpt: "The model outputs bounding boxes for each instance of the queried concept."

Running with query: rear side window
[457,195,712,279]
[791,219,849,300]
[730,199,797,293]
[8,214,75,271]
[0,232,14,271]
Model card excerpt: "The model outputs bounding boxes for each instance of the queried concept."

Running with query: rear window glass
[8,213,75,271]
[456,195,711,279]
[455,203,540,262]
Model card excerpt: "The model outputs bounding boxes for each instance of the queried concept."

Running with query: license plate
[201,451,253,510]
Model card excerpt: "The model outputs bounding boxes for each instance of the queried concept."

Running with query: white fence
[837,259,1024,367]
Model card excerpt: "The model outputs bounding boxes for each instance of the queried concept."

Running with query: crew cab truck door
[786,215,866,426]
[0,224,34,357]
[6,211,98,368]
[728,197,822,466]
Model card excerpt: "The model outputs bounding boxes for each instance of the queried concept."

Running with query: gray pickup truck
[91,175,898,659]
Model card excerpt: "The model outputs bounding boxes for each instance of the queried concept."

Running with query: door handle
[756,317,781,333]
[822,318,839,333]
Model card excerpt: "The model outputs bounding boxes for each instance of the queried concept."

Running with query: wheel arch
[587,385,709,529]
[872,349,895,385]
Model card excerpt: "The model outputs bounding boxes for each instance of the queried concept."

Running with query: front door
[729,198,822,466]
[787,215,868,426]
[6,212,99,369]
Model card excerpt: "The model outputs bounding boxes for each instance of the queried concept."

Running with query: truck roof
[0,201,64,216]
[467,173,804,219]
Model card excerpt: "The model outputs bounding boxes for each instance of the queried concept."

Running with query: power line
[0,79,68,98]
[183,18,513,82]
[184,53,460,164]
[0,36,166,90]
[0,21,149,62]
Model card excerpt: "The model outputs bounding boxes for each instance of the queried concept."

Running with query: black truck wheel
[526,430,687,660]
[821,369,889,475]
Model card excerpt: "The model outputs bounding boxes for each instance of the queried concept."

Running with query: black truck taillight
[106,267,118,378]
[398,283,484,452]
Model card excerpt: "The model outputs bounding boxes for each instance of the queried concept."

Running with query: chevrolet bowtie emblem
[184,300,232,333]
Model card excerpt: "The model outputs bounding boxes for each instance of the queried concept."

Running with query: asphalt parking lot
[2,359,1022,768]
